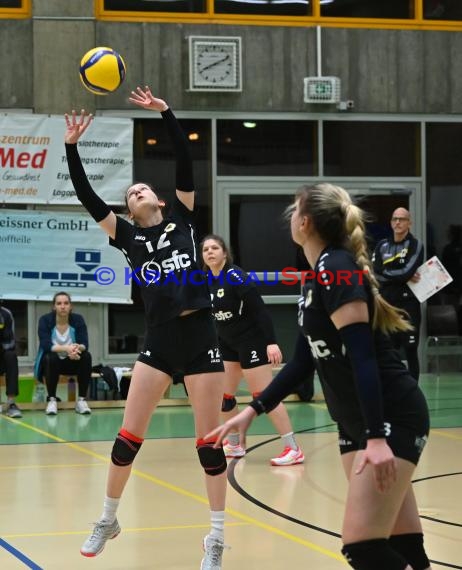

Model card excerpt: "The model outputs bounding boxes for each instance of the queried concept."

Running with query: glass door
[215,179,423,357]
[215,179,422,291]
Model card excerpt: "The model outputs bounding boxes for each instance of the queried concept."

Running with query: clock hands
[199,55,231,73]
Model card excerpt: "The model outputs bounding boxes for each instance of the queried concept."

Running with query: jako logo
[134,235,146,241]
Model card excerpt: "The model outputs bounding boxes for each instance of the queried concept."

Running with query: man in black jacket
[0,304,23,418]
[373,208,424,382]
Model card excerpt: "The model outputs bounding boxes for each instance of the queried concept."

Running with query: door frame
[215,177,424,264]
[215,176,426,368]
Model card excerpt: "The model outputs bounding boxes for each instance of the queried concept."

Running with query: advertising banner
[0,114,132,204]
[0,210,132,303]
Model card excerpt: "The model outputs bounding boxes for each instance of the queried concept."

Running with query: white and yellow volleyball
[79,47,126,95]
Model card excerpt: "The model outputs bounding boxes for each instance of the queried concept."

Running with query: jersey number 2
[157,232,170,250]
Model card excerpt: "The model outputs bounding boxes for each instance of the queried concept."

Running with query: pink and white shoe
[223,440,246,458]
[270,446,305,466]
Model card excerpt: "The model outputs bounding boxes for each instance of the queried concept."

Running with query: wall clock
[189,36,242,92]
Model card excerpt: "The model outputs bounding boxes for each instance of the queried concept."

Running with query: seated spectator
[0,303,23,418]
[34,292,92,415]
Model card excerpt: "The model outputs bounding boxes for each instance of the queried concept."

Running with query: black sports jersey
[298,247,417,440]
[110,198,210,326]
[208,263,276,346]
[372,232,423,308]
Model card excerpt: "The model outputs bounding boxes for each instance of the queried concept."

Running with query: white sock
[227,432,240,446]
[281,432,297,450]
[209,510,225,540]
[100,496,120,523]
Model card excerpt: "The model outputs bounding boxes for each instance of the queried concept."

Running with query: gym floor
[0,374,461,569]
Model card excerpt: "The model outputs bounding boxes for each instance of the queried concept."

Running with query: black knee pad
[342,539,408,570]
[221,394,237,412]
[389,533,430,570]
[111,429,143,466]
[196,438,227,476]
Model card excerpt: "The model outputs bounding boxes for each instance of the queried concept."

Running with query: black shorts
[338,387,430,465]
[138,309,224,376]
[219,336,269,369]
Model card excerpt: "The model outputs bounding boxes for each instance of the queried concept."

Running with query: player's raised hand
[64,110,93,144]
[128,86,168,112]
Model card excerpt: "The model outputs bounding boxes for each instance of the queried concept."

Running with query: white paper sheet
[407,256,453,303]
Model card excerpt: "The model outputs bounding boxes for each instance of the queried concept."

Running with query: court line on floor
[431,428,462,441]
[2,415,345,565]
[11,415,459,566]
[228,431,462,570]
[0,462,106,471]
[2,521,248,540]
[0,537,42,569]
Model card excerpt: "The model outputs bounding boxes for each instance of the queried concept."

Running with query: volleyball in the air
[79,47,126,95]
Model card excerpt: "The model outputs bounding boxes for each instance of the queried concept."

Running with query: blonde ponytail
[344,202,412,334]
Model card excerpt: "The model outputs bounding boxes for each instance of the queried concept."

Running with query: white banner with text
[0,114,133,204]
[0,210,132,303]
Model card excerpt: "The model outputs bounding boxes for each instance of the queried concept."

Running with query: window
[133,118,212,237]
[323,121,420,177]
[426,123,462,305]
[229,195,302,295]
[103,0,206,13]
[0,0,30,17]
[214,0,311,17]
[97,0,462,29]
[423,0,462,20]
[321,0,414,19]
[217,120,317,176]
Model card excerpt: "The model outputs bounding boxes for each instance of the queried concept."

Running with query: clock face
[196,44,234,84]
[189,37,242,92]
